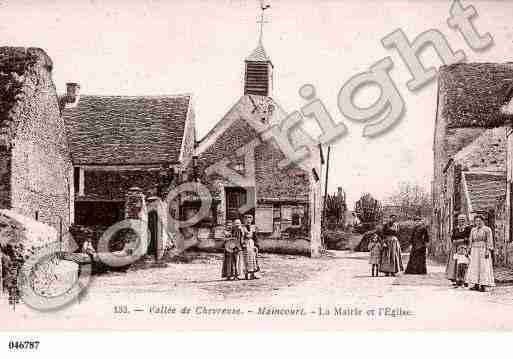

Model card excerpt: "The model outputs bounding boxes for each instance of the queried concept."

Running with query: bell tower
[244,1,273,97]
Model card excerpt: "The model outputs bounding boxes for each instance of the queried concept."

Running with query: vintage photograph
[1,0,513,333]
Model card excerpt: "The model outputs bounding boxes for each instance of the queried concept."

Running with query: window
[292,206,304,226]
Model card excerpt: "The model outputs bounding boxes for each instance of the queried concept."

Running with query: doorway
[148,210,159,258]
[225,187,254,220]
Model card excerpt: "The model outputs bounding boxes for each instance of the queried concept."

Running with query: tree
[324,187,347,229]
[386,181,431,219]
[354,193,383,223]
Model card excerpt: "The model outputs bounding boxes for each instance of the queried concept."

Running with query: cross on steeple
[257,0,271,43]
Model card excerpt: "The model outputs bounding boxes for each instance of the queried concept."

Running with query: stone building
[432,63,513,264]
[62,93,195,259]
[0,41,323,259]
[0,47,74,233]
[191,41,323,256]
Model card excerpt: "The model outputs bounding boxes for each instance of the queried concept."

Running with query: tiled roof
[63,95,191,165]
[439,63,513,128]
[245,42,271,63]
[454,126,507,172]
[464,172,506,212]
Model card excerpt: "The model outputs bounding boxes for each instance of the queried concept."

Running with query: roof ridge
[72,93,192,99]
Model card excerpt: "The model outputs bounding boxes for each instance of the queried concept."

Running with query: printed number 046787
[8,341,40,350]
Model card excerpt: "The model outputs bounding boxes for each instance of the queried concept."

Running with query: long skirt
[236,251,246,277]
[466,246,495,287]
[221,252,238,278]
[379,237,404,274]
[243,247,259,273]
[405,247,427,274]
[445,245,458,281]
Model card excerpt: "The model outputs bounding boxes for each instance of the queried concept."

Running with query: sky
[1,0,512,207]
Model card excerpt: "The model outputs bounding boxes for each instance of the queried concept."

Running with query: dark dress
[405,224,429,274]
[445,226,471,281]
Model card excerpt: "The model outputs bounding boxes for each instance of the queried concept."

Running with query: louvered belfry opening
[244,61,271,96]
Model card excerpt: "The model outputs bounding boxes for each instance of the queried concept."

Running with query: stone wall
[255,141,310,200]
[0,47,73,232]
[493,196,513,268]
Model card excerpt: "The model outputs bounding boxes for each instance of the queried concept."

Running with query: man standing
[405,216,429,275]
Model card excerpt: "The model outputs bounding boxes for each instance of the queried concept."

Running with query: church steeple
[244,1,273,97]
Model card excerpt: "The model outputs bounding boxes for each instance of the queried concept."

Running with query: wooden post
[320,146,331,252]
[59,216,63,252]
[322,146,331,232]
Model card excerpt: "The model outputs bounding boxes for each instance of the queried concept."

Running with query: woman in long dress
[379,222,404,276]
[405,216,429,275]
[466,215,495,291]
[446,214,471,283]
[241,214,259,280]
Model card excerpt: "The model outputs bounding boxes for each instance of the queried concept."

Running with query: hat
[414,215,422,220]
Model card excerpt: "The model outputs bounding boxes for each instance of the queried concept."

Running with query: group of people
[368,214,430,277]
[368,215,405,277]
[446,214,495,292]
[367,212,496,292]
[221,214,260,281]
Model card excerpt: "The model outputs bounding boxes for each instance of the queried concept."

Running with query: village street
[2,245,513,330]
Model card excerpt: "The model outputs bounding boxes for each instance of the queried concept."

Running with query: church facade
[189,42,324,257]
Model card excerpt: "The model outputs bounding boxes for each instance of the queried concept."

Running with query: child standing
[368,233,382,277]
[453,246,470,287]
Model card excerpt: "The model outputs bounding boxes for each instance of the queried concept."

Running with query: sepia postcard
[1,0,513,339]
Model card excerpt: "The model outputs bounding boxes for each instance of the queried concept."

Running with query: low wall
[193,227,310,256]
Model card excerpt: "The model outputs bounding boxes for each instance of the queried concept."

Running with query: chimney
[63,82,80,109]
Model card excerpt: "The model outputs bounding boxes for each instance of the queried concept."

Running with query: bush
[354,221,377,234]
[323,230,350,250]
[354,230,377,252]
[396,220,416,251]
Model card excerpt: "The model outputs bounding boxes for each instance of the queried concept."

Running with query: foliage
[394,220,417,250]
[386,181,432,219]
[354,193,383,224]
[324,187,347,229]
[322,230,350,250]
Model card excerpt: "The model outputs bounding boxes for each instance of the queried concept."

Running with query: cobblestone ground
[2,250,513,330]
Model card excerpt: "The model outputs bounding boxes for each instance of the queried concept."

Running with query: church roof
[63,94,192,165]
[245,42,272,63]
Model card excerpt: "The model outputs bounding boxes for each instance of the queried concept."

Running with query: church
[189,39,324,257]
